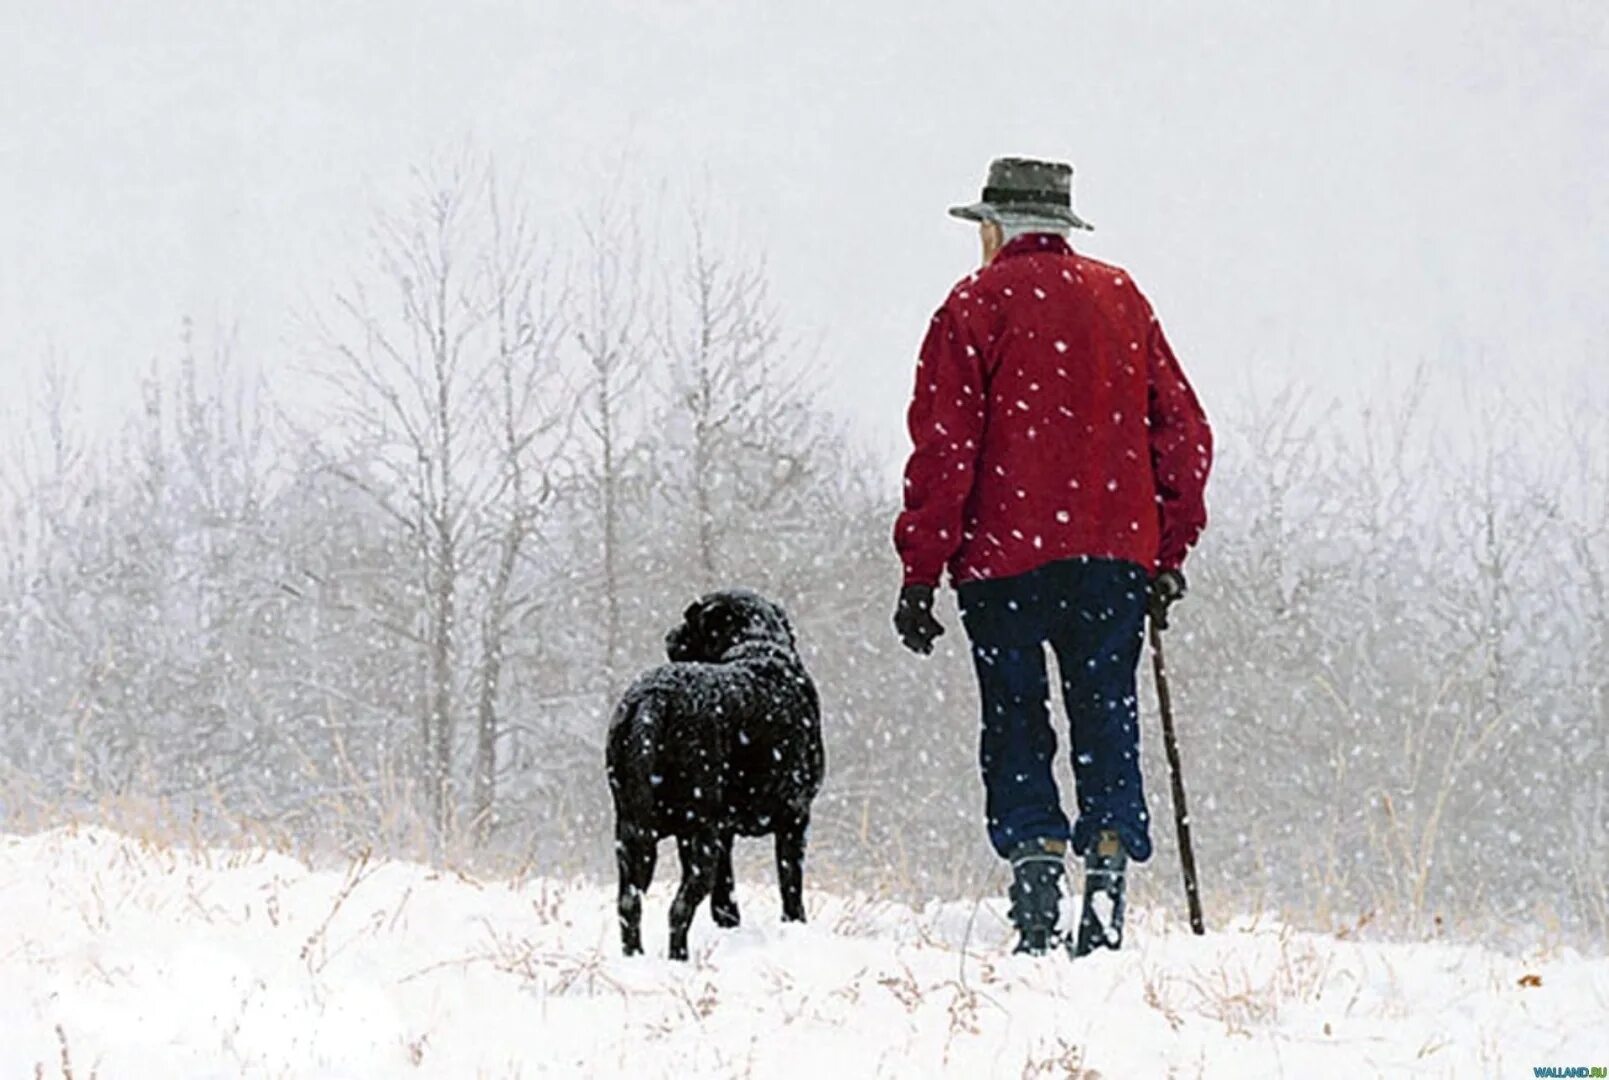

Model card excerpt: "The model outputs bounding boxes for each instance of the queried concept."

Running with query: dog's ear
[666,600,704,662]
[772,601,797,649]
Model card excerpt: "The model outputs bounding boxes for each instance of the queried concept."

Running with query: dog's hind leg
[616,828,657,957]
[711,831,740,929]
[668,830,719,961]
[775,817,808,923]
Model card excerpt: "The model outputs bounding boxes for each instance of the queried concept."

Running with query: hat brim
[947,200,1094,231]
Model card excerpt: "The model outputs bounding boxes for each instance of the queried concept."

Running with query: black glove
[894,584,945,655]
[1148,569,1187,630]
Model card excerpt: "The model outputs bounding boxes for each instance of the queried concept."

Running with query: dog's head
[666,589,797,664]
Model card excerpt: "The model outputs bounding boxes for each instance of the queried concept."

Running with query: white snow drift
[2,827,1603,1077]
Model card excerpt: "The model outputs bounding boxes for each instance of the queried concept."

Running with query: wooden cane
[1149,621,1206,935]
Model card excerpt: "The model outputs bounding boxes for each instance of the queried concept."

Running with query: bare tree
[303,157,565,843]
[573,199,646,692]
[468,180,566,844]
[652,214,831,593]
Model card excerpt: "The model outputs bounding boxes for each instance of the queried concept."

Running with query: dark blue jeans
[957,557,1153,863]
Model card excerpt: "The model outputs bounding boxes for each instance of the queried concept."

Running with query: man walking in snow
[892,157,1212,956]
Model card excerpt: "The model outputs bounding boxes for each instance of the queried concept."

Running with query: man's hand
[894,584,945,655]
[1148,569,1188,631]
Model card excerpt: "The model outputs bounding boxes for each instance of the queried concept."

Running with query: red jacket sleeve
[1146,309,1213,571]
[893,299,989,586]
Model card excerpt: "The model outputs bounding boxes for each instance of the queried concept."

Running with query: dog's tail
[606,692,661,840]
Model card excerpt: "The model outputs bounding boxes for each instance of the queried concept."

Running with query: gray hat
[948,156,1094,231]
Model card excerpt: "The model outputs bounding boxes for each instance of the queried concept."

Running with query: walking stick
[1149,621,1206,935]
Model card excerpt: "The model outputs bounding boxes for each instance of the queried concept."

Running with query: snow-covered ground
[2,827,1603,1078]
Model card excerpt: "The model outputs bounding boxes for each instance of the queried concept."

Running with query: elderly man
[892,157,1212,956]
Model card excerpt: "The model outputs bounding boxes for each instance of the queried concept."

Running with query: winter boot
[1071,829,1128,957]
[1007,837,1067,955]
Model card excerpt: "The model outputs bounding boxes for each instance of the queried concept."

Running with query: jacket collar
[994,233,1074,263]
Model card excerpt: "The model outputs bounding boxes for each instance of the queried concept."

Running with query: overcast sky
[3,1,1604,452]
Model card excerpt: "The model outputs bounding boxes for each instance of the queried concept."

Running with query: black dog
[606,589,824,960]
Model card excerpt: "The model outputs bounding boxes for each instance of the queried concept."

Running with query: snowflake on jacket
[894,233,1212,587]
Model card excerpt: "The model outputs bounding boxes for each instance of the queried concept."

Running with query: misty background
[2,2,1605,946]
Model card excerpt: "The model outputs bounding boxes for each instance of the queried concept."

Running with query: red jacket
[894,234,1212,587]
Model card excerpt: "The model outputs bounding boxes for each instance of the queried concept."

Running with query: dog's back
[606,656,821,840]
